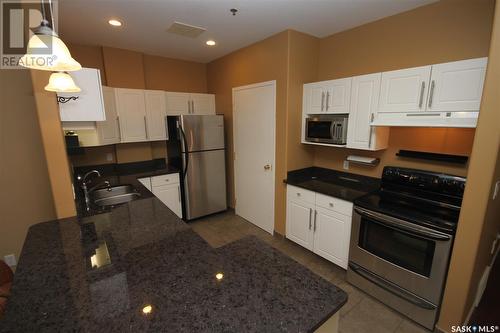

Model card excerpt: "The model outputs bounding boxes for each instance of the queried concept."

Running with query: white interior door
[233,81,276,234]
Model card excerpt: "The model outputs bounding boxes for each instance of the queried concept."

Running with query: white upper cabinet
[96,86,120,145]
[303,78,352,114]
[166,92,216,115]
[115,88,148,142]
[426,57,487,112]
[347,73,388,150]
[378,65,432,113]
[325,78,352,114]
[190,93,216,115]
[58,68,106,121]
[166,92,191,115]
[144,90,167,141]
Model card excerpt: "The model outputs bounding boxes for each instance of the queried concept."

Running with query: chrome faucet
[80,170,111,206]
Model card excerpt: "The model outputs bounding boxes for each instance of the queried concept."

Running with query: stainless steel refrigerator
[166,115,227,220]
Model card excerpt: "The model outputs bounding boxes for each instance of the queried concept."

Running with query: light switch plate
[493,180,500,200]
[343,161,349,170]
[106,153,113,162]
[4,254,16,267]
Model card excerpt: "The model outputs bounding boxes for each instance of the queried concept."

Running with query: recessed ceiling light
[108,19,123,27]
[206,40,216,46]
[215,272,224,280]
[142,305,152,314]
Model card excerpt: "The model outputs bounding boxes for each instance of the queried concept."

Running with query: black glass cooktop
[355,189,460,234]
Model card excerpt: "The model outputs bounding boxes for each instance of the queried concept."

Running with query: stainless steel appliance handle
[179,126,189,180]
[354,206,451,241]
[309,208,312,230]
[428,80,435,108]
[321,92,325,111]
[313,210,317,231]
[418,81,425,109]
[325,91,330,111]
[349,262,437,310]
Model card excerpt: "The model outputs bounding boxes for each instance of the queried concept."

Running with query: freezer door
[183,149,227,220]
[180,115,225,152]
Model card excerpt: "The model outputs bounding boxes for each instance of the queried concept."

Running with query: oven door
[349,206,453,304]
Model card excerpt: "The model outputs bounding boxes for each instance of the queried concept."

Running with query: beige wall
[438,1,500,330]
[67,44,209,166]
[313,0,494,178]
[0,70,57,261]
[207,31,290,233]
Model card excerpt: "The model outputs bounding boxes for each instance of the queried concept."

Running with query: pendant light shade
[45,72,81,93]
[19,20,81,72]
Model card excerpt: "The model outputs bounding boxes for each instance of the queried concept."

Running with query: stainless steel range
[347,166,466,330]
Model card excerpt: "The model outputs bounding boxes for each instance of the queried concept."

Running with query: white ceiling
[59,0,436,63]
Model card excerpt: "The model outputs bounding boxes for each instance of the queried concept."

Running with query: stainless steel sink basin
[92,185,141,207]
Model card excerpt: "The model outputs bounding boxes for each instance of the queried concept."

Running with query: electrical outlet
[343,161,349,170]
[4,254,16,267]
[106,153,114,162]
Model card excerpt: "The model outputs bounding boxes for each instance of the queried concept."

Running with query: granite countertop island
[0,162,347,332]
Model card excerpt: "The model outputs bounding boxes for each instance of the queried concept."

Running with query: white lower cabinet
[286,185,353,269]
[139,174,182,218]
[152,183,182,218]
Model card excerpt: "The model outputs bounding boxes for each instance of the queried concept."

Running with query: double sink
[92,185,141,207]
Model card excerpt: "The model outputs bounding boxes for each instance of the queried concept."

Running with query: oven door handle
[349,262,437,310]
[354,206,451,241]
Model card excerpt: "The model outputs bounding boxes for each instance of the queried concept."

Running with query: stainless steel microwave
[305,114,348,145]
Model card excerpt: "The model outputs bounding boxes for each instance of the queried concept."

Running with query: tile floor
[190,210,431,333]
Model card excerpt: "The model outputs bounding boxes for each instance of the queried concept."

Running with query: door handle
[321,92,325,111]
[144,116,148,139]
[418,81,425,109]
[264,164,271,170]
[428,80,435,108]
[313,210,317,232]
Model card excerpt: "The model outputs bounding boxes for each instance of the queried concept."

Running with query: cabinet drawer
[151,173,180,186]
[315,193,353,216]
[287,185,315,204]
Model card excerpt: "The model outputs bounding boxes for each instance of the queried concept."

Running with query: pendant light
[44,72,81,93]
[19,0,81,72]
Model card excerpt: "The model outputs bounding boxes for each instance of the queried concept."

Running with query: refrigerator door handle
[179,126,189,180]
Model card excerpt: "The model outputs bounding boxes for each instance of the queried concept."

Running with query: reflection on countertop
[1,162,347,332]
[285,166,380,202]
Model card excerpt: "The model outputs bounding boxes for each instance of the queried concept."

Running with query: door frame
[232,80,276,234]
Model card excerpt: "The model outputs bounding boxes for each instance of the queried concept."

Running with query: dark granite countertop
[285,167,380,202]
[0,163,347,332]
[73,159,180,217]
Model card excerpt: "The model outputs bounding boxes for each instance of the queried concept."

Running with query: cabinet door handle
[191,100,195,113]
[144,116,148,139]
[309,208,312,230]
[116,116,122,140]
[321,92,325,111]
[325,91,330,111]
[313,210,317,231]
[178,186,181,202]
[418,81,425,109]
[428,80,435,108]
[187,100,191,113]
